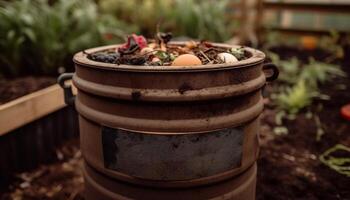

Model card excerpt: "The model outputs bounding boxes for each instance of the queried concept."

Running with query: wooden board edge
[0,81,75,136]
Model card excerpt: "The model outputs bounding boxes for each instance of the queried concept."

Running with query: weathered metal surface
[79,116,259,188]
[75,90,263,133]
[83,162,257,200]
[72,42,275,195]
[102,126,243,180]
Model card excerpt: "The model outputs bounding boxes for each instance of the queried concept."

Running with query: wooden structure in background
[227,0,261,46]
[0,83,79,185]
[257,0,350,36]
[0,82,76,136]
[226,0,350,44]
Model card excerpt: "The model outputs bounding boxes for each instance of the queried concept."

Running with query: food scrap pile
[87,33,248,66]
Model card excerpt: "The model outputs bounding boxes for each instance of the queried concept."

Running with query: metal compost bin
[58,42,278,200]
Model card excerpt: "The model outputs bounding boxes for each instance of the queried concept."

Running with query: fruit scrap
[341,104,350,121]
[118,34,147,54]
[185,40,198,49]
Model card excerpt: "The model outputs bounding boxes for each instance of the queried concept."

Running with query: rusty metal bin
[58,42,278,199]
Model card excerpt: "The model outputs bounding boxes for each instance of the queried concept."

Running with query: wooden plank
[0,81,75,136]
[281,11,293,28]
[263,1,350,13]
[264,26,349,35]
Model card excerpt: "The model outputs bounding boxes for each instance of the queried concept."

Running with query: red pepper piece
[132,34,147,49]
[118,34,147,54]
[341,104,350,121]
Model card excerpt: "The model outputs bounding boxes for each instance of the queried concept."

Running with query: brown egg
[171,54,202,66]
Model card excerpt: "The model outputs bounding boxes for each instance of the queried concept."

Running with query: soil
[0,140,84,200]
[0,76,56,104]
[1,46,349,199]
[257,45,350,200]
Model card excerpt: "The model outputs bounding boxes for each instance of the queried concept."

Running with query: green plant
[273,79,317,115]
[269,52,300,84]
[0,0,133,77]
[171,0,234,41]
[319,30,344,61]
[300,58,346,88]
[320,144,350,177]
[270,53,345,115]
[98,0,235,42]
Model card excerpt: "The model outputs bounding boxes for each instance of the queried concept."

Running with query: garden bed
[0,76,56,105]
[257,78,350,199]
[257,44,350,200]
[0,79,79,195]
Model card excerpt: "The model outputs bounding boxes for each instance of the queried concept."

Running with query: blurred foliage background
[0,0,135,77]
[0,0,349,82]
[98,0,234,41]
[0,0,236,77]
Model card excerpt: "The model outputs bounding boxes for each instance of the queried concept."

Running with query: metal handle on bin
[262,63,279,82]
[58,73,75,106]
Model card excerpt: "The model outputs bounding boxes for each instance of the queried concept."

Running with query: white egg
[217,53,238,63]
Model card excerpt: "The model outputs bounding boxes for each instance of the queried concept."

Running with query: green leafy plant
[319,30,344,61]
[171,0,234,41]
[269,51,346,138]
[0,0,133,77]
[270,53,345,115]
[273,79,317,115]
[269,52,300,84]
[300,58,346,88]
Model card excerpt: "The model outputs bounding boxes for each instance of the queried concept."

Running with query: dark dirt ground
[0,140,84,200]
[256,45,350,200]
[0,76,56,104]
[0,46,349,200]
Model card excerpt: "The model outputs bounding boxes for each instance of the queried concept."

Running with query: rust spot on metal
[178,83,193,94]
[190,137,200,143]
[172,142,180,149]
[131,91,141,101]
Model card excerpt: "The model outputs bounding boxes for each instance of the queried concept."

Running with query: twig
[199,50,211,62]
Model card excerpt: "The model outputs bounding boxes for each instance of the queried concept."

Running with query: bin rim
[73,42,265,73]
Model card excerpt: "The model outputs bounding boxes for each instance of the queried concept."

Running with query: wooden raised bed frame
[0,81,75,136]
[0,81,78,185]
